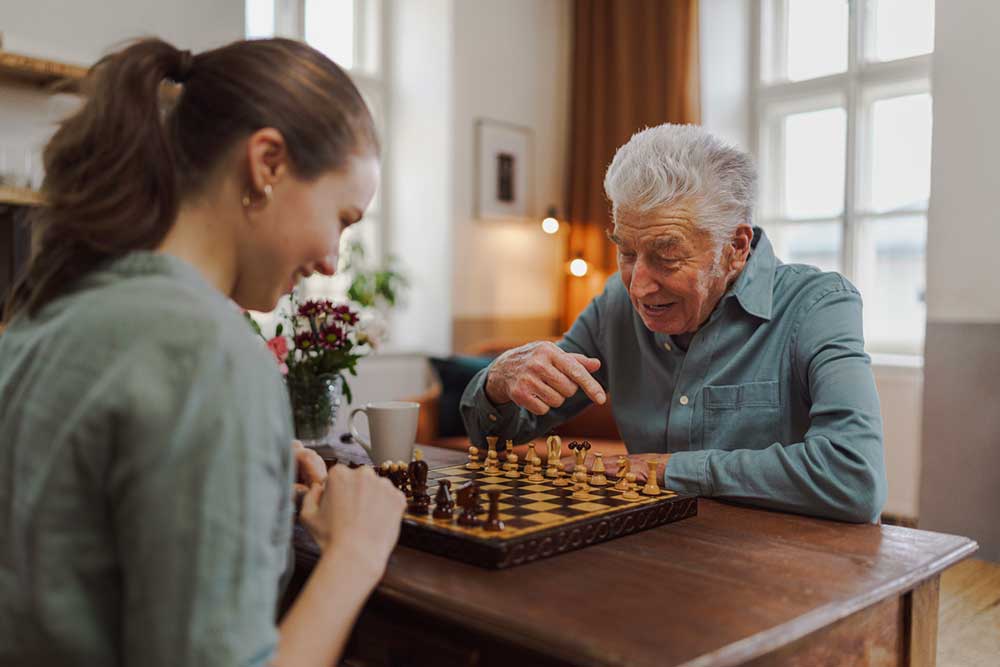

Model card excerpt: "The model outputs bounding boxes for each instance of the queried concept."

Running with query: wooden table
[289,446,977,667]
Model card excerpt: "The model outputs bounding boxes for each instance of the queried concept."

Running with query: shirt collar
[727,226,777,321]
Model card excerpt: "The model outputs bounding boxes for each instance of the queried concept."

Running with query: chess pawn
[466,444,481,470]
[614,456,631,492]
[527,452,544,483]
[456,482,481,527]
[642,460,662,496]
[484,448,500,475]
[483,490,505,532]
[545,435,562,478]
[504,452,520,478]
[432,480,455,520]
[395,460,411,496]
[590,452,608,486]
[622,472,640,500]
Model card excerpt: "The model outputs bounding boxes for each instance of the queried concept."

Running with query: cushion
[429,355,493,437]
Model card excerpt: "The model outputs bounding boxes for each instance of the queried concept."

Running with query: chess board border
[399,464,698,569]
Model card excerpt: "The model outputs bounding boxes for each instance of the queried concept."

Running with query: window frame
[750,0,933,356]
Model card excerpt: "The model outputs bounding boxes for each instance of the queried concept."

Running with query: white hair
[603,124,757,248]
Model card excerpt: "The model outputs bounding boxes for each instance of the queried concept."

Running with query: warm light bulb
[569,258,589,277]
[541,217,560,234]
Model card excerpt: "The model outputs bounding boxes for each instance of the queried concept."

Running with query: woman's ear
[245,127,289,192]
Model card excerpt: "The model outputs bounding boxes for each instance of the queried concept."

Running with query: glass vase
[286,373,344,448]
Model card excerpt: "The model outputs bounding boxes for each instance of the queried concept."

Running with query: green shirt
[0,252,295,666]
[461,228,887,523]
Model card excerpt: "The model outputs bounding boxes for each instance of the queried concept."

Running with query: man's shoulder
[773,264,861,316]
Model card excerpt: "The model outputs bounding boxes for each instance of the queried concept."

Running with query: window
[245,0,386,303]
[753,0,934,356]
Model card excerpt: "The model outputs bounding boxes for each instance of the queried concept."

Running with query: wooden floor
[938,558,1000,666]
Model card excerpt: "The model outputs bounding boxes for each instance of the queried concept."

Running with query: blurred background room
[0,1,997,660]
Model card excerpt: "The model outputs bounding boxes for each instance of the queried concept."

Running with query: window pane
[868,0,935,62]
[245,0,275,39]
[766,221,842,273]
[783,107,847,218]
[855,217,926,353]
[787,0,848,81]
[869,93,932,212]
[305,0,355,69]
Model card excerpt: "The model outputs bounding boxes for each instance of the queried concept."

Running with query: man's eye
[618,250,636,261]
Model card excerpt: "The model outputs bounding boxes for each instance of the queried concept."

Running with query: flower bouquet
[247,294,373,446]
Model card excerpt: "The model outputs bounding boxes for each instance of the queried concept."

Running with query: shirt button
[488,414,498,422]
[663,342,672,351]
[679,395,689,406]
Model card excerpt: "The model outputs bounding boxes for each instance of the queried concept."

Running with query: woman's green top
[0,252,295,666]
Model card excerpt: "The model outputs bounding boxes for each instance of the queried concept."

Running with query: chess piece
[395,461,411,496]
[456,482,481,527]
[504,451,520,478]
[433,480,455,520]
[622,472,640,500]
[378,461,392,478]
[590,452,608,486]
[614,456,631,492]
[527,445,544,482]
[466,444,481,470]
[483,490,505,531]
[545,435,562,478]
[642,460,662,496]
[483,436,500,474]
[407,449,431,514]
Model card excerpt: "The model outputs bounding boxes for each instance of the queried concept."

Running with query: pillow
[429,355,493,437]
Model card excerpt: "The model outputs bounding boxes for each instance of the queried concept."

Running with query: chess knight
[459,123,887,525]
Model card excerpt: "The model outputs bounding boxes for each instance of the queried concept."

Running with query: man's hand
[604,453,672,484]
[292,439,328,503]
[484,341,606,416]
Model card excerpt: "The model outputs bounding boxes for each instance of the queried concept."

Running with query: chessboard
[398,456,698,569]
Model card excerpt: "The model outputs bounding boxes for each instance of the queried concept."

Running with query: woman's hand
[300,464,406,576]
[292,439,327,503]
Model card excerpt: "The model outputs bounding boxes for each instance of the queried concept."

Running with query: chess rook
[483,490,505,531]
[642,460,662,496]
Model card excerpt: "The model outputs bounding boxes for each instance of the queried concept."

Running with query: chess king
[460,123,886,525]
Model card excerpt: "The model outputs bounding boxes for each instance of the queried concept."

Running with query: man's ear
[729,224,754,271]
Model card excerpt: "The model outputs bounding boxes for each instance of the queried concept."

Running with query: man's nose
[630,257,658,298]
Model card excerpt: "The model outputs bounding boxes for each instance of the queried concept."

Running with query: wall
[918,0,1000,561]
[449,0,571,351]
[698,0,924,521]
[0,0,244,182]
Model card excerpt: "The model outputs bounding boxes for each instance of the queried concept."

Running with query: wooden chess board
[400,463,698,569]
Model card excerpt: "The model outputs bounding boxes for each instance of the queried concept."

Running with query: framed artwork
[476,119,533,220]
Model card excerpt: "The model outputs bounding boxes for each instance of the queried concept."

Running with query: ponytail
[5,40,193,319]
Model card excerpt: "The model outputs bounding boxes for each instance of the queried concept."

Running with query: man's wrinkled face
[609,202,734,335]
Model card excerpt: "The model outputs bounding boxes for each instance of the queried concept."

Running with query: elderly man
[460,123,886,523]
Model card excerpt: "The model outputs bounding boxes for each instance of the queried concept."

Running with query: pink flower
[266,335,289,362]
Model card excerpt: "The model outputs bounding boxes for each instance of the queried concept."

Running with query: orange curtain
[561,0,701,330]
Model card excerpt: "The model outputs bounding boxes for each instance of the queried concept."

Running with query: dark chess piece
[393,461,411,497]
[407,450,431,515]
[483,490,505,532]
[432,480,455,520]
[456,481,481,527]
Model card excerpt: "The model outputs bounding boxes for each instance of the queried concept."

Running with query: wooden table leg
[905,575,941,667]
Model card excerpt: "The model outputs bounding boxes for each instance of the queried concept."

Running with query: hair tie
[173,50,195,83]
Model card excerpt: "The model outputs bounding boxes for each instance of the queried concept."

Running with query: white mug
[349,401,419,464]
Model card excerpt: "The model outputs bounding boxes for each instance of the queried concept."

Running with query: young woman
[0,38,405,666]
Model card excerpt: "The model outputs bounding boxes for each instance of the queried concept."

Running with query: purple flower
[318,323,347,349]
[297,300,324,317]
[293,332,317,351]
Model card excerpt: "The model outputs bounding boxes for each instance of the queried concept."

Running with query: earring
[242,184,273,209]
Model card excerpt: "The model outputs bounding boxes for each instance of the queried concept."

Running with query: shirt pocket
[702,380,781,450]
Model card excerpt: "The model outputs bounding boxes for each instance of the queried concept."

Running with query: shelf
[0,50,87,93]
[0,185,44,206]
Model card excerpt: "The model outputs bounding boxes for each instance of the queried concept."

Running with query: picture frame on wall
[476,119,532,220]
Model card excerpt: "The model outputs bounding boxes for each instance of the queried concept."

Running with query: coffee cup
[349,401,419,464]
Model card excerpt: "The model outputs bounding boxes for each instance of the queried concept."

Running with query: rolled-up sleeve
[108,338,293,666]
[665,284,888,523]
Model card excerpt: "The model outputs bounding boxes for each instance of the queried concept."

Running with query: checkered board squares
[402,464,688,539]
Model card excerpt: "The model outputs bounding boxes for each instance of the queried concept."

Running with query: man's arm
[665,285,888,523]
[460,294,608,445]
